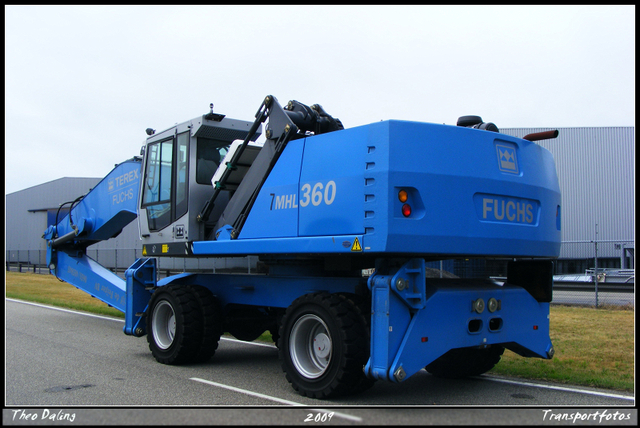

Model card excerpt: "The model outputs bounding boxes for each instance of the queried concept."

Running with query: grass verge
[5,271,634,392]
[6,271,124,318]
[490,304,634,392]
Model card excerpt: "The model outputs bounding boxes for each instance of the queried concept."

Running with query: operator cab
[138,106,261,256]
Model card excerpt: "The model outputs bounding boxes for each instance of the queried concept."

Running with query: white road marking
[6,298,124,322]
[190,377,363,423]
[480,375,635,401]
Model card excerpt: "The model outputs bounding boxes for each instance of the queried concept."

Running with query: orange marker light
[398,190,408,203]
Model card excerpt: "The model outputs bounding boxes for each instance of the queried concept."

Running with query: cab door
[139,132,189,237]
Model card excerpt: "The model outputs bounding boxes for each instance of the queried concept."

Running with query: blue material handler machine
[44,95,561,398]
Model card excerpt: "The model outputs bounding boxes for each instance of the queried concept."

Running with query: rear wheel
[147,284,204,365]
[279,292,372,399]
[425,345,505,378]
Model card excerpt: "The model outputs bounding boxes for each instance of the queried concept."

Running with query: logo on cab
[495,142,519,174]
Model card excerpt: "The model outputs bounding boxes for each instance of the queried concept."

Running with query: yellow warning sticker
[142,246,147,256]
[162,244,169,253]
[351,237,362,252]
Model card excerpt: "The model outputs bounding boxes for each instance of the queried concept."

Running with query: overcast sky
[4,5,635,195]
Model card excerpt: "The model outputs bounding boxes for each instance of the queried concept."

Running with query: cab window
[142,138,173,231]
[142,133,191,231]
[196,138,229,185]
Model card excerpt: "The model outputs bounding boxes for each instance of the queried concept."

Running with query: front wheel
[146,284,204,365]
[279,292,372,399]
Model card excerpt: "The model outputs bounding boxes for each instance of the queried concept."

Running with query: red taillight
[402,203,412,217]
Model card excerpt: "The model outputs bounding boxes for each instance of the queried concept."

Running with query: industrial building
[501,126,634,273]
[5,126,635,276]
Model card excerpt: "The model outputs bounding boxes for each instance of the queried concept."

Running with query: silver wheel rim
[152,300,176,350]
[289,314,332,379]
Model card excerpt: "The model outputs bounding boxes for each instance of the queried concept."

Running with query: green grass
[6,271,124,318]
[490,304,634,392]
[5,271,634,392]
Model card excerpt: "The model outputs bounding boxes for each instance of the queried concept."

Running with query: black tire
[336,292,376,394]
[425,345,505,378]
[269,328,280,348]
[278,292,372,399]
[146,284,203,365]
[186,284,222,363]
[226,306,269,342]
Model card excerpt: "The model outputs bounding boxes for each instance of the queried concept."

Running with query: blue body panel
[235,139,304,239]
[297,127,365,237]
[158,272,363,310]
[370,121,561,257]
[365,259,553,382]
[194,120,561,258]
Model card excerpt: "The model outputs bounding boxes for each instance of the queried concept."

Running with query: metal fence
[558,240,634,272]
[5,249,260,277]
[551,240,634,308]
[6,239,634,308]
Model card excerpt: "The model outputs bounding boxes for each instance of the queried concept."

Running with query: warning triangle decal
[351,237,362,252]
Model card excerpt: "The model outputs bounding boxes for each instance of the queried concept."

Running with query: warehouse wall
[501,127,634,259]
[6,177,101,264]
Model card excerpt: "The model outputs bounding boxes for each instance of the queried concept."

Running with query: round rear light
[402,204,412,217]
[488,298,498,313]
[473,298,485,314]
[398,190,408,203]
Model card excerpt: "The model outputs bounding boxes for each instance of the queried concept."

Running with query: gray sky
[4,5,635,195]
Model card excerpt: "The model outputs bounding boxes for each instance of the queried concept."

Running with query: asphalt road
[5,299,636,425]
